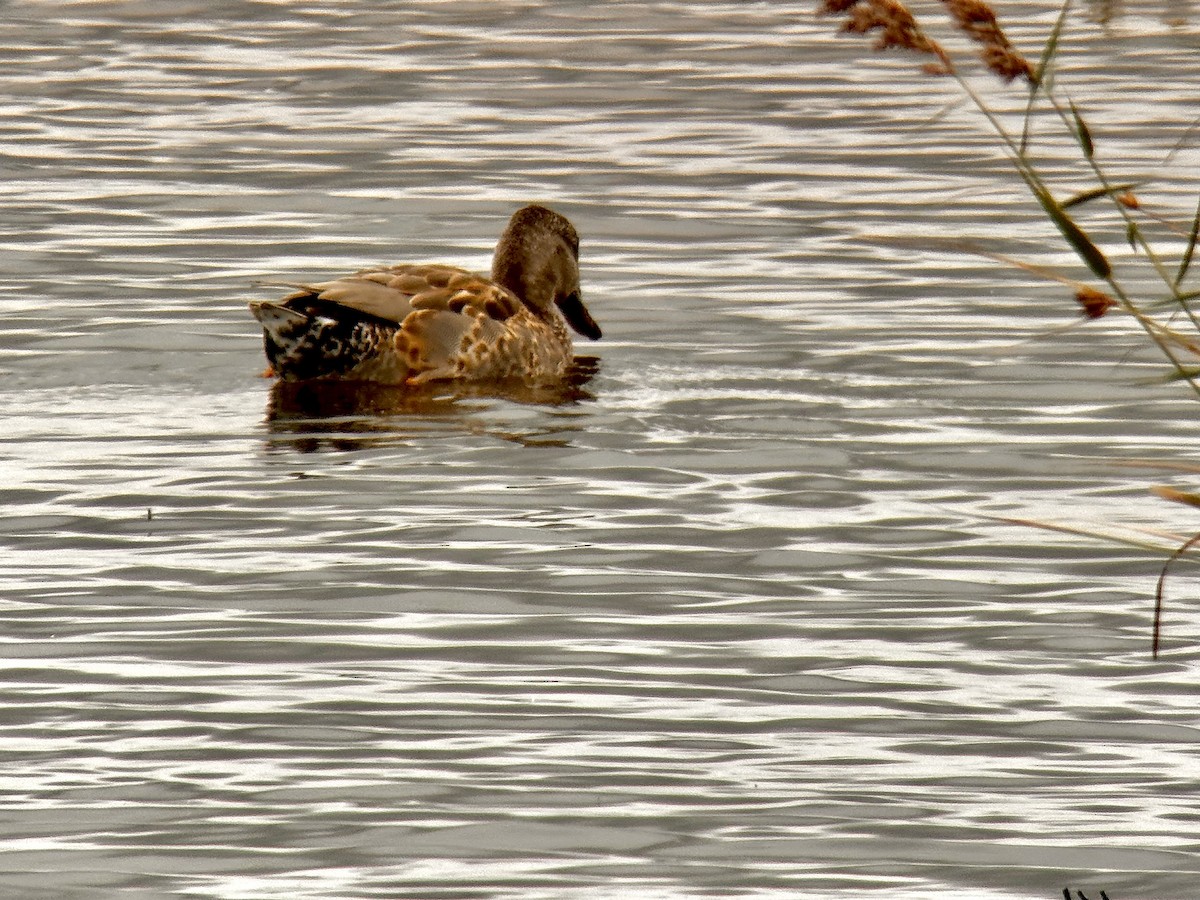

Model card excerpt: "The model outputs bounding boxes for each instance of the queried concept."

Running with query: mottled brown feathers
[249,205,600,386]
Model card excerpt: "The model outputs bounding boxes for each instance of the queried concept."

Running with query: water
[2,1,1200,897]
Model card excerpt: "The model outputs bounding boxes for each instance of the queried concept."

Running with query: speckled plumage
[249,205,601,386]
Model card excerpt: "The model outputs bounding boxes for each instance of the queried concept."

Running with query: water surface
[3,1,1200,898]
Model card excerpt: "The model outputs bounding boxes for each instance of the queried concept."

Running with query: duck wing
[278,264,523,325]
[271,264,526,382]
[383,266,524,380]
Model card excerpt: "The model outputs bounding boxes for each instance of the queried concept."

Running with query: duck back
[249,206,600,385]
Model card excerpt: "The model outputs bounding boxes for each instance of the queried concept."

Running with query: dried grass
[819,0,954,72]
[822,0,1200,656]
[818,0,1033,83]
[941,0,1036,83]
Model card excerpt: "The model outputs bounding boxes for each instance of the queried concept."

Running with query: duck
[249,204,601,385]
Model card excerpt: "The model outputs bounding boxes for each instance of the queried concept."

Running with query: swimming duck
[249,204,601,385]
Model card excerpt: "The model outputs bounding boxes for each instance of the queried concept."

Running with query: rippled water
[3,1,1200,897]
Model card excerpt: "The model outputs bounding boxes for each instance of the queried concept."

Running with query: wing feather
[308,278,415,323]
[266,263,524,382]
[397,309,470,372]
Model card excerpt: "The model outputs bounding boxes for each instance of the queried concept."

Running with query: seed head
[819,0,954,73]
[941,0,1037,84]
[1075,286,1114,319]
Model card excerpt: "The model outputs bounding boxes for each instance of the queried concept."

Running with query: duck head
[492,204,602,341]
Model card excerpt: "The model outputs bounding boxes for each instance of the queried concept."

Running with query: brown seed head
[820,0,954,73]
[940,0,1037,84]
[1075,286,1114,319]
[1117,191,1140,210]
[943,0,999,33]
[980,44,1036,83]
[819,0,861,12]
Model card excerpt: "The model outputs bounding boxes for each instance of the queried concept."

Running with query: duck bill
[556,291,602,341]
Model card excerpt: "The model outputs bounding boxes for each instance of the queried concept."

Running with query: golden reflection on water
[8,2,1200,897]
[263,356,599,452]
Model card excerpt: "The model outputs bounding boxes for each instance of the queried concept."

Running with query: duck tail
[249,300,309,335]
[249,301,318,379]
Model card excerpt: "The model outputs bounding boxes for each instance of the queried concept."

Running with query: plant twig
[1153,530,1200,658]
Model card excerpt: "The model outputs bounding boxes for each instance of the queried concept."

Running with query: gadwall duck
[249,204,601,384]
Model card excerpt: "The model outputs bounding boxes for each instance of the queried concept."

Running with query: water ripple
[2,1,1200,898]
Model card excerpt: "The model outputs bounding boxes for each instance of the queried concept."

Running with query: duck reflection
[263,356,598,452]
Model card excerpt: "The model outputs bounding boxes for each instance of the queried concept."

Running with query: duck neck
[492,238,566,317]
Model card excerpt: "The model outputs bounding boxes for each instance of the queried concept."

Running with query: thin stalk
[1174,192,1200,289]
[1153,530,1200,658]
[1045,94,1199,324]
[1101,278,1200,399]
[949,71,1200,398]
[1020,0,1072,153]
